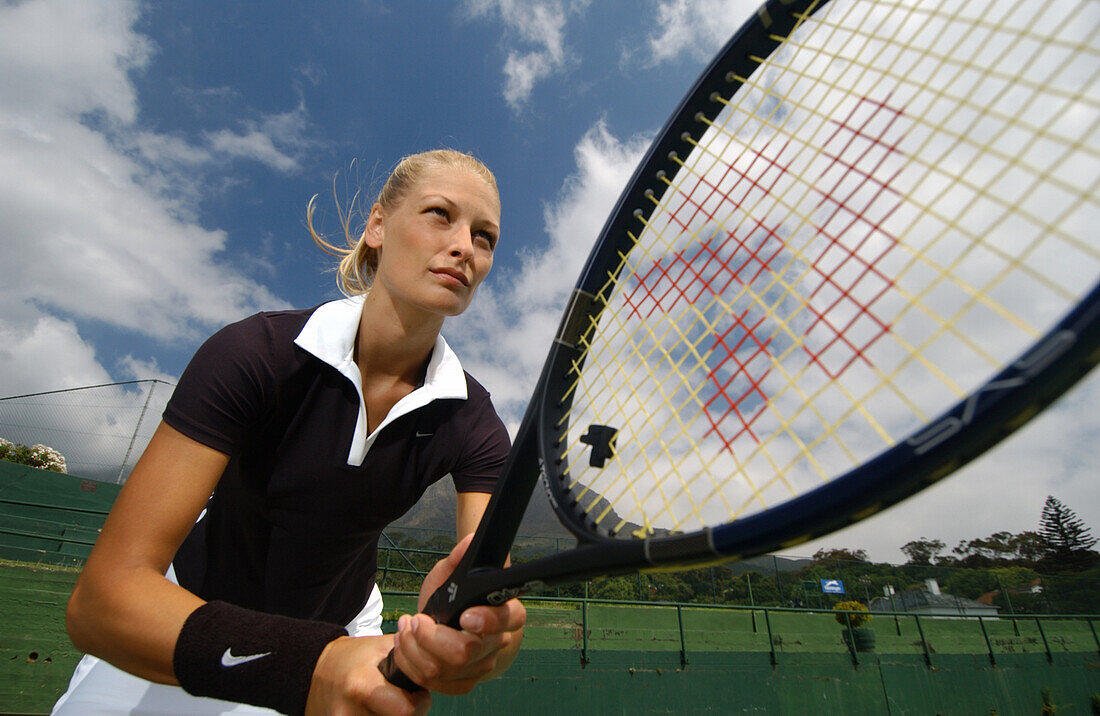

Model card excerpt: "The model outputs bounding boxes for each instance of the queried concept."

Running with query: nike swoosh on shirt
[415,432,433,438]
[221,648,272,668]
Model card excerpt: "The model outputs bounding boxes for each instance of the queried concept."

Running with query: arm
[456,490,492,541]
[71,422,427,715]
[66,421,224,683]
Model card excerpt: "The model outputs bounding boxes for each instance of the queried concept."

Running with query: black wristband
[173,601,348,715]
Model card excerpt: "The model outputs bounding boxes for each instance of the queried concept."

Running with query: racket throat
[426,534,721,627]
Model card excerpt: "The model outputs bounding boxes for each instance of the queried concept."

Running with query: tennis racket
[382,0,1100,688]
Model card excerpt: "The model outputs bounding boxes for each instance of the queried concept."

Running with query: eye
[474,229,498,251]
[427,206,450,220]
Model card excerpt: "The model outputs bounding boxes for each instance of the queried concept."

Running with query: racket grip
[378,647,423,692]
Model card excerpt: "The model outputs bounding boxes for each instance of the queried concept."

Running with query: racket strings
[554,0,1100,537]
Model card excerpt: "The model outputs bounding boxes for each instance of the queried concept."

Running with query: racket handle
[378,647,423,692]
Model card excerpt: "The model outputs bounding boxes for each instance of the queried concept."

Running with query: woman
[55,149,526,715]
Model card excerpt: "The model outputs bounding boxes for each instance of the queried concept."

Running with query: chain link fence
[0,380,173,484]
[377,526,1100,615]
[3,384,1096,614]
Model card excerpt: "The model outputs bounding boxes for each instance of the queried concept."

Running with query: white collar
[293,295,468,466]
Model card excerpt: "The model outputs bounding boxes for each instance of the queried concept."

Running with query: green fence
[3,564,1099,715]
[2,461,1096,615]
[0,462,118,567]
[377,526,1100,616]
[3,463,1100,713]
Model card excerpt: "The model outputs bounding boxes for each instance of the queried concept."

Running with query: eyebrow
[422,194,500,232]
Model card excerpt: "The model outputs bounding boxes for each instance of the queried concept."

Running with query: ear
[364,203,385,249]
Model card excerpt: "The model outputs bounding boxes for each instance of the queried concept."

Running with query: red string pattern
[621,97,905,452]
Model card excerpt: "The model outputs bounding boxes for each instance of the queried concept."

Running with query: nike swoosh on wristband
[220,648,272,668]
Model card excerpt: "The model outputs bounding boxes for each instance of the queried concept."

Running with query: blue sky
[1,0,1097,562]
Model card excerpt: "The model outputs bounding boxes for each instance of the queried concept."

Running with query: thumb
[442,532,476,569]
[418,533,476,612]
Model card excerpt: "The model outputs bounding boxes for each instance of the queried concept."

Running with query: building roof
[869,589,999,614]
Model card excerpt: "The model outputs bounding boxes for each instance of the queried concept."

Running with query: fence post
[117,380,157,483]
[994,573,1015,615]
[978,616,996,666]
[379,546,392,586]
[1035,617,1053,663]
[747,573,757,633]
[844,613,859,667]
[914,614,933,668]
[763,607,777,667]
[773,556,785,604]
[580,599,590,666]
[676,604,688,667]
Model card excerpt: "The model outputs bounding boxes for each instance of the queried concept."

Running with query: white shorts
[51,568,385,716]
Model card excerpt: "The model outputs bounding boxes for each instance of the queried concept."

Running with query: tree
[812,547,868,563]
[900,537,944,565]
[1008,531,1047,563]
[1038,496,1099,573]
[944,530,1049,567]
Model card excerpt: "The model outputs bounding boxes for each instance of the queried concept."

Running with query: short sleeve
[163,315,277,455]
[451,389,510,494]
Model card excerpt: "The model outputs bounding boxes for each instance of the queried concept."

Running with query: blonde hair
[308,149,499,297]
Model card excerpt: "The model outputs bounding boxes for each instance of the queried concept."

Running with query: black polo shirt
[164,297,510,626]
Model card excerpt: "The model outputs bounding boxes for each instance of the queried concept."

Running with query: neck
[355,289,444,385]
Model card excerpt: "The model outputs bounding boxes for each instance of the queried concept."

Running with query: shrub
[0,437,67,473]
[833,600,872,628]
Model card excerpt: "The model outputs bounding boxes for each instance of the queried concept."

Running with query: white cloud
[448,119,650,425]
[642,0,757,65]
[452,115,1100,565]
[0,0,151,123]
[464,0,587,109]
[0,319,172,482]
[0,115,284,340]
[0,0,299,399]
[204,101,314,173]
[796,370,1100,563]
[0,315,112,397]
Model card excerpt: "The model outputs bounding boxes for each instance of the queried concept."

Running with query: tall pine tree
[1038,495,1098,573]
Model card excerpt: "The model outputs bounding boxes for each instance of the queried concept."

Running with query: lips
[432,267,470,286]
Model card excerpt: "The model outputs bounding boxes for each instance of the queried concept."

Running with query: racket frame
[383,0,1100,687]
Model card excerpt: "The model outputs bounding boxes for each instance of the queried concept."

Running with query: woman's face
[366,164,500,319]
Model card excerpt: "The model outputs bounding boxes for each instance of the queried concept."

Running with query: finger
[407,613,502,669]
[395,614,497,692]
[422,615,504,667]
[359,680,432,716]
[432,533,475,577]
[458,598,527,636]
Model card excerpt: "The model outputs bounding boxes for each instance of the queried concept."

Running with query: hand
[391,534,527,694]
[306,634,431,716]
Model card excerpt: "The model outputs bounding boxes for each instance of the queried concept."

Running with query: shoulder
[456,371,509,445]
[211,306,317,350]
[164,306,325,452]
[197,306,322,372]
[462,371,493,403]
[445,371,510,489]
[457,371,505,425]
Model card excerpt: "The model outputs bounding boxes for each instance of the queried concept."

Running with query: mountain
[392,475,572,540]
[392,480,812,576]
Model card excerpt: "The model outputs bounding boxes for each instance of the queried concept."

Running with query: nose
[449,225,475,261]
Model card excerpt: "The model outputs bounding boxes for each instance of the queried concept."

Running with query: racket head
[532,0,1100,562]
